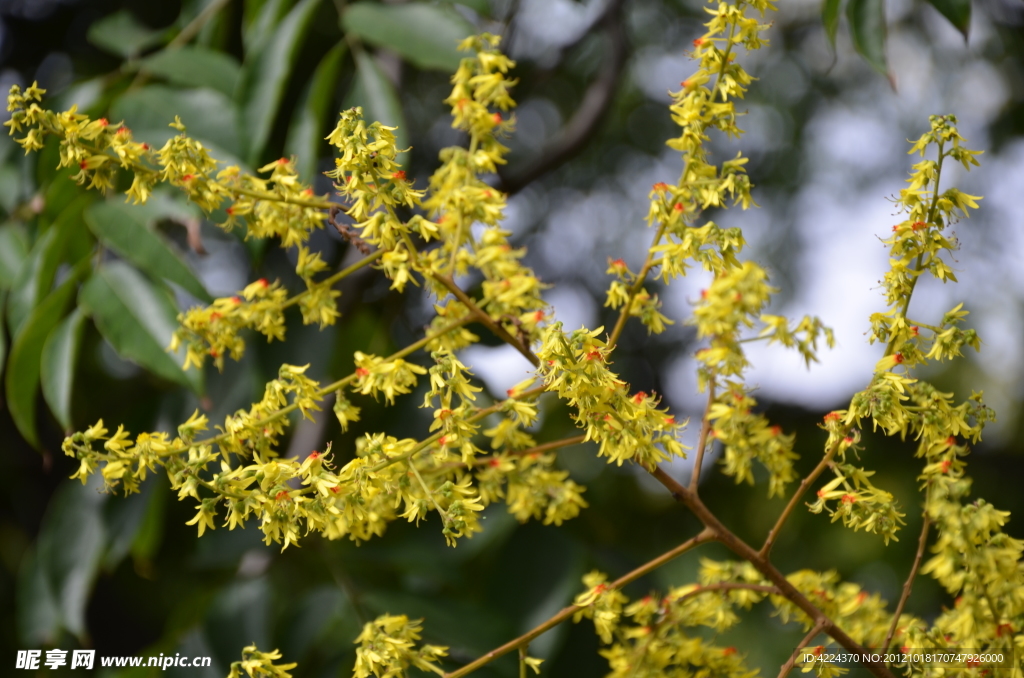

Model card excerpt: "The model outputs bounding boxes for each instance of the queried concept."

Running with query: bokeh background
[1,0,1023,676]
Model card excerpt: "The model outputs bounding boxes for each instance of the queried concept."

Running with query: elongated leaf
[846,0,888,77]
[85,201,212,302]
[822,0,842,48]
[285,42,346,183]
[88,10,167,58]
[35,477,106,641]
[7,194,91,335]
[40,308,86,432]
[79,262,201,393]
[102,477,156,570]
[244,0,291,56]
[140,46,242,98]
[8,227,60,337]
[342,3,473,72]
[16,548,61,645]
[6,265,85,446]
[0,221,29,289]
[238,0,322,164]
[0,163,21,213]
[347,51,409,153]
[926,0,971,39]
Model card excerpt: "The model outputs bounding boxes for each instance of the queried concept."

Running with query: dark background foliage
[1,0,1022,676]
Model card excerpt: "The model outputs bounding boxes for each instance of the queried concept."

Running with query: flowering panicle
[415,35,548,346]
[813,116,989,547]
[603,0,776,337]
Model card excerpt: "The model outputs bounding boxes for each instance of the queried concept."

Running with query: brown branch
[689,378,717,494]
[498,0,628,196]
[433,274,540,367]
[882,498,932,651]
[645,465,898,678]
[778,619,827,678]
[442,528,716,678]
[760,439,841,559]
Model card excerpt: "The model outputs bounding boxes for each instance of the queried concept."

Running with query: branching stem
[778,619,826,678]
[442,528,715,678]
[689,377,717,494]
[882,485,932,653]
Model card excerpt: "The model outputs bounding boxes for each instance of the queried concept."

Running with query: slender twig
[320,542,370,624]
[433,274,540,367]
[644,465,897,678]
[778,619,827,678]
[607,222,668,348]
[760,440,840,558]
[280,249,384,310]
[517,647,527,678]
[882,494,932,652]
[409,461,451,525]
[442,528,716,678]
[689,378,716,493]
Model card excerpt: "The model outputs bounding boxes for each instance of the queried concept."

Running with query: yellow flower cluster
[353,615,448,678]
[574,563,766,678]
[538,324,688,466]
[227,645,297,678]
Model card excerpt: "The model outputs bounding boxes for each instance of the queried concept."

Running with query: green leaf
[87,9,168,58]
[102,477,157,570]
[243,0,291,56]
[40,308,86,432]
[926,0,971,39]
[85,201,212,302]
[0,293,7,378]
[0,163,22,214]
[79,262,201,393]
[16,548,61,645]
[0,221,29,290]
[285,42,346,184]
[342,2,474,72]
[453,0,491,15]
[131,476,167,562]
[7,195,89,336]
[139,46,242,98]
[35,477,107,641]
[846,0,888,77]
[237,0,322,164]
[822,0,843,48]
[346,51,409,153]
[111,85,243,159]
[6,264,85,447]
